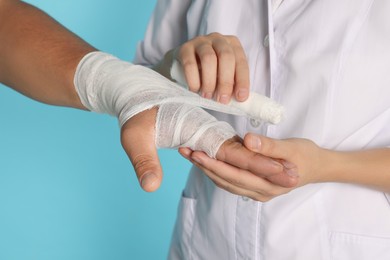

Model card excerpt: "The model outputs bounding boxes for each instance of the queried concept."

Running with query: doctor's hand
[179,137,300,202]
[243,133,390,193]
[243,133,325,187]
[155,32,250,104]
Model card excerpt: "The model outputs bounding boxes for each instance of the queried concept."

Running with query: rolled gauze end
[170,60,284,124]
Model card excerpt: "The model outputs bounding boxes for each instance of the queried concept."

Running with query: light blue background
[0,1,191,259]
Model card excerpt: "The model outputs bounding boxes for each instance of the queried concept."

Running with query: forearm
[0,0,95,109]
[321,147,390,192]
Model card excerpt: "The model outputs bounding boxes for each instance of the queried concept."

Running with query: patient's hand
[179,136,300,202]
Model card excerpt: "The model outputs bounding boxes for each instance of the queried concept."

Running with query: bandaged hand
[74,51,291,192]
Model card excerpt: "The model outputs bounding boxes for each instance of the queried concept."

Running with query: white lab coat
[135,0,390,259]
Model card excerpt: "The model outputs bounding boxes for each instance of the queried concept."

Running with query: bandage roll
[170,59,284,124]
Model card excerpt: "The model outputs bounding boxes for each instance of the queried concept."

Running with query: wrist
[315,148,345,183]
[315,148,388,187]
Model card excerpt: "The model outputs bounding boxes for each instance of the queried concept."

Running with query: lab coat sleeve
[134,0,192,66]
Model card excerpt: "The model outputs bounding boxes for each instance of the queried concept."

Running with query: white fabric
[170,60,284,124]
[74,51,236,158]
[135,0,390,259]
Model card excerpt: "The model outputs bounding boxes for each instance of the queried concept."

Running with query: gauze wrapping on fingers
[156,103,235,157]
[75,52,284,126]
[74,51,235,158]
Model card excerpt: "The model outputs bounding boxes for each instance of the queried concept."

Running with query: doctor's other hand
[120,108,162,192]
[178,137,300,202]
[155,32,250,104]
[243,133,326,189]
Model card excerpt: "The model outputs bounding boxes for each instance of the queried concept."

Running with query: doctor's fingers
[189,151,290,202]
[225,35,250,102]
[120,108,163,192]
[177,33,249,102]
[216,136,299,188]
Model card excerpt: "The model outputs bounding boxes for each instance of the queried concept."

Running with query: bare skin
[178,134,390,201]
[154,32,250,104]
[0,0,298,194]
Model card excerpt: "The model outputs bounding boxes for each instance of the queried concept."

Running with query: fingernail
[282,160,297,170]
[218,94,230,104]
[285,168,299,178]
[280,160,299,177]
[251,136,261,151]
[237,89,248,100]
[141,172,157,188]
[281,161,299,177]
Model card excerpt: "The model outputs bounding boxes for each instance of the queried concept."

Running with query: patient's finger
[121,108,163,192]
[216,136,299,188]
[190,150,290,201]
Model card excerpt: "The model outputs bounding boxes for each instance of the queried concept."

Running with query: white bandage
[74,51,235,158]
[170,60,284,125]
[74,52,283,158]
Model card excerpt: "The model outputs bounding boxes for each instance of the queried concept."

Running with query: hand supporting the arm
[182,133,390,201]
[244,134,390,192]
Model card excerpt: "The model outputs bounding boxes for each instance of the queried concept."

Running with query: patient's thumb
[120,108,163,192]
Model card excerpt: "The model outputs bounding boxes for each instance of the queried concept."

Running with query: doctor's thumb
[120,108,163,192]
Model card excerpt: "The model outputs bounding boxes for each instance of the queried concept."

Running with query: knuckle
[217,80,234,91]
[181,59,198,70]
[196,35,208,42]
[200,51,217,63]
[208,32,222,38]
[226,35,240,44]
[202,78,216,89]
[132,154,157,175]
[251,192,272,202]
[252,152,269,164]
[228,177,242,187]
[217,48,234,59]
[259,196,272,202]
[265,189,278,197]
[189,35,207,45]
[240,193,265,202]
[179,42,192,53]
[265,139,277,154]
[217,138,245,165]
[227,35,239,41]
[248,153,262,171]
[229,139,244,151]
[264,185,281,196]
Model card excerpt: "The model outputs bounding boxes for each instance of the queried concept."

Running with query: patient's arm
[0,0,94,108]
[75,52,298,192]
